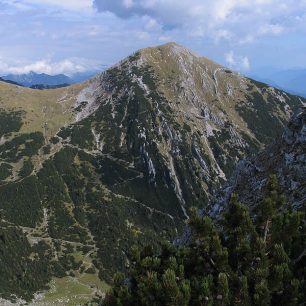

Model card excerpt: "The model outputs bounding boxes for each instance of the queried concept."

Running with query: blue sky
[0,0,306,76]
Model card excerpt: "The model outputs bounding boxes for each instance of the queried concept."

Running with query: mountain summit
[0,42,305,304]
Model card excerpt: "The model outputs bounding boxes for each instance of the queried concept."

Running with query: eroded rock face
[210,107,306,216]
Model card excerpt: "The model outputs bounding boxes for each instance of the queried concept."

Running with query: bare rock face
[209,107,306,216]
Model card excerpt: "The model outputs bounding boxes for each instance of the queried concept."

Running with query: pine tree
[197,275,214,306]
[102,176,305,306]
[216,273,229,306]
[258,174,286,243]
[104,272,132,306]
[253,280,270,306]
[161,269,190,306]
[236,275,251,306]
[137,270,161,306]
[222,194,256,272]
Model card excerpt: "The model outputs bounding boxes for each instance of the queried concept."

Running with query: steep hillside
[0,79,88,135]
[209,106,306,216]
[102,107,306,306]
[0,43,304,304]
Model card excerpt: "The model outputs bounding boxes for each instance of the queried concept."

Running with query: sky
[0,0,306,76]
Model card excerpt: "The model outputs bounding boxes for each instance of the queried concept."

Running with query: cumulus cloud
[225,51,250,71]
[0,57,100,76]
[259,24,284,35]
[137,31,151,40]
[1,0,306,77]
[241,57,250,70]
[93,0,306,42]
[225,51,235,67]
[94,0,152,19]
[21,0,92,11]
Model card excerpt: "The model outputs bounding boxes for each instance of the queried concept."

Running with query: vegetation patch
[0,108,23,137]
[0,132,44,162]
[0,222,53,301]
[0,163,12,180]
[19,158,34,178]
[103,176,305,306]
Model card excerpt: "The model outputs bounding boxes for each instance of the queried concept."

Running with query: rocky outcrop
[209,107,306,216]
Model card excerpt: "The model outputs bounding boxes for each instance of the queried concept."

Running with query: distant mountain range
[3,68,305,98]
[249,68,306,97]
[1,71,98,87]
[0,76,23,86]
[2,71,72,87]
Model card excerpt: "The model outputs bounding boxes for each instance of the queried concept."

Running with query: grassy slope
[0,81,87,138]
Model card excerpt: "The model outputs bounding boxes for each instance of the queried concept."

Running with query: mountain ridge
[248,68,306,98]
[209,106,306,217]
[101,107,306,306]
[2,71,73,87]
[0,42,305,304]
[1,70,100,88]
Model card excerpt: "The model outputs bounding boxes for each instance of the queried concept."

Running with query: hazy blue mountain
[0,76,22,86]
[268,69,306,97]
[2,71,73,87]
[248,68,306,97]
[70,70,103,83]
[1,70,104,88]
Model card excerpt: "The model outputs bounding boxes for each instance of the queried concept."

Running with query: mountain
[250,69,306,98]
[0,42,305,304]
[209,106,306,217]
[2,70,104,88]
[71,70,103,83]
[29,83,70,90]
[2,71,73,87]
[269,69,306,94]
[102,109,306,306]
[0,76,22,86]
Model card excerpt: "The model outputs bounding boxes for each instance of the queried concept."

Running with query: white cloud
[158,35,172,42]
[241,56,250,70]
[1,0,32,11]
[143,16,160,30]
[259,24,284,35]
[0,57,100,76]
[225,51,235,66]
[93,0,306,43]
[214,29,233,42]
[14,0,92,11]
[238,35,255,45]
[123,0,134,9]
[225,51,250,71]
[1,0,305,76]
[137,31,151,40]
